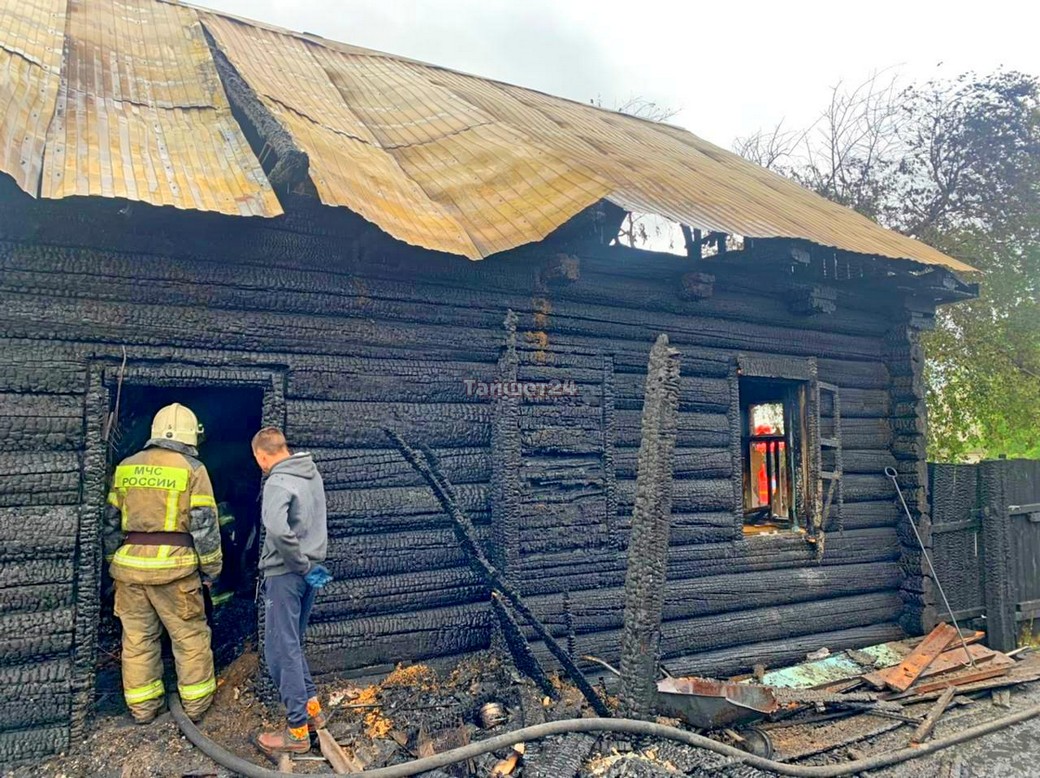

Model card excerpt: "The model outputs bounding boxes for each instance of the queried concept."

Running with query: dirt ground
[9,650,269,778]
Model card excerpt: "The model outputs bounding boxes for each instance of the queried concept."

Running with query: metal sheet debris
[655,676,781,729]
[756,644,905,689]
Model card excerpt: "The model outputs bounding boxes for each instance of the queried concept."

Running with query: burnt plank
[864,623,959,692]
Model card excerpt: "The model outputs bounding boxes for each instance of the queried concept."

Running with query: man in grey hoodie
[250,427,331,757]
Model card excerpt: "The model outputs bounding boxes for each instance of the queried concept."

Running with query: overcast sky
[201,0,1040,149]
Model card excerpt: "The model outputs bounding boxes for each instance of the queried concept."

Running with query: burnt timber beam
[619,335,681,719]
[724,239,978,305]
[384,429,610,716]
[490,311,522,586]
[490,592,557,700]
[536,236,972,307]
[205,31,311,193]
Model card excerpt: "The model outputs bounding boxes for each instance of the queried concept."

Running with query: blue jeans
[263,573,317,726]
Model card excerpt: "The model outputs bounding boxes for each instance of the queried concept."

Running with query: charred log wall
[0,180,919,763]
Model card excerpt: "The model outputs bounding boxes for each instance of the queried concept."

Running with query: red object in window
[754,424,784,507]
[755,442,769,505]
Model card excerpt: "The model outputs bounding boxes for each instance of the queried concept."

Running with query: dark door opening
[97,383,264,710]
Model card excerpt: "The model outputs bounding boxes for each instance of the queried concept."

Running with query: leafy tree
[737,71,1040,461]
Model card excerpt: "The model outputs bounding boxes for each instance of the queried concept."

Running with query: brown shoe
[256,724,311,757]
[306,697,328,732]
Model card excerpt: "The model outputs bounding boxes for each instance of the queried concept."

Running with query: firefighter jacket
[103,439,223,585]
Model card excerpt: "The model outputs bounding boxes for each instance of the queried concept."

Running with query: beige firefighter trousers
[114,576,217,721]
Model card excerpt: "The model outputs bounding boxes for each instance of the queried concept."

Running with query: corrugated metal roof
[202,12,612,258]
[200,8,972,270]
[0,0,972,271]
[0,0,281,216]
[0,0,66,194]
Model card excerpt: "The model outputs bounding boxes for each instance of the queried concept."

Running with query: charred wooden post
[979,459,1016,652]
[68,368,110,748]
[619,335,681,719]
[601,354,620,549]
[490,592,557,699]
[680,225,697,259]
[385,429,610,716]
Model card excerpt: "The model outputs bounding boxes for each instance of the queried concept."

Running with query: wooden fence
[929,459,1040,651]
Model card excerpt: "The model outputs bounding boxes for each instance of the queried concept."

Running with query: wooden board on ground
[864,642,995,690]
[318,728,365,774]
[914,644,997,681]
[863,624,959,692]
[897,656,1040,703]
[910,686,956,745]
[892,653,1015,697]
[277,752,293,773]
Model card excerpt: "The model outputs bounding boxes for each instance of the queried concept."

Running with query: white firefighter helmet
[151,403,204,447]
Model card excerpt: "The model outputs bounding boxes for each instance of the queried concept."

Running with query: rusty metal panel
[8,0,281,216]
[203,12,610,258]
[201,8,971,268]
[0,0,67,194]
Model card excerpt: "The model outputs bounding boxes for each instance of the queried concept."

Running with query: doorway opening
[96,383,265,710]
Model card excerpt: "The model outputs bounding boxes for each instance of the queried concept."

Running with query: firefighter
[102,403,223,724]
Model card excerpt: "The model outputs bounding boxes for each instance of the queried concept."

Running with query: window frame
[733,355,821,538]
[741,381,803,527]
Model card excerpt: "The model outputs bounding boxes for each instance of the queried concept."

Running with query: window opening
[741,377,806,535]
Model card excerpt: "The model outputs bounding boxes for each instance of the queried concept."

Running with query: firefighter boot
[306,697,327,732]
[257,723,311,756]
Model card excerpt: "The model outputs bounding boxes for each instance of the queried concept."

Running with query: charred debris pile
[233,626,1040,776]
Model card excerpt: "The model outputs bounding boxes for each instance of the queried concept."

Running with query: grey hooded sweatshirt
[259,452,328,578]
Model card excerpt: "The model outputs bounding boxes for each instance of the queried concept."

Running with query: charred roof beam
[203,28,312,195]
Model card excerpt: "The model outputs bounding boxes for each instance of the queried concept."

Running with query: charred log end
[678,271,715,301]
[267,149,311,193]
[787,284,837,316]
[203,26,312,195]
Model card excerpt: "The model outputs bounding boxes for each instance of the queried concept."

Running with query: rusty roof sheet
[0,0,971,270]
[200,8,971,270]
[0,0,281,216]
[0,0,66,193]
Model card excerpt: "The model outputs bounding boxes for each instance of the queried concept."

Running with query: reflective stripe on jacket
[103,439,223,585]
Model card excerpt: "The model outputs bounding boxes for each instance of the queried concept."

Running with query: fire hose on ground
[170,693,1040,778]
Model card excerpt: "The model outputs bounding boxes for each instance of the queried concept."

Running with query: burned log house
[0,0,978,766]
